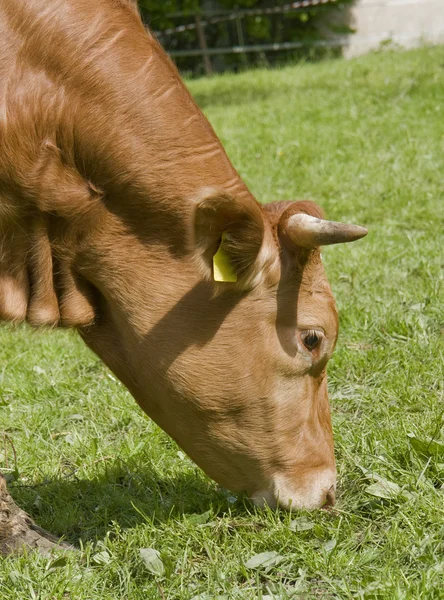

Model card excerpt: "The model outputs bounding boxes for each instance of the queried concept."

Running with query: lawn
[1,46,444,599]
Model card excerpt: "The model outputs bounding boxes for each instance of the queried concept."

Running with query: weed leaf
[407,433,444,457]
[46,556,69,571]
[185,510,212,525]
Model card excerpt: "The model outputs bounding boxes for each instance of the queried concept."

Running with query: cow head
[179,190,367,509]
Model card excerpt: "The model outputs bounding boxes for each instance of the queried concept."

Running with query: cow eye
[302,330,322,351]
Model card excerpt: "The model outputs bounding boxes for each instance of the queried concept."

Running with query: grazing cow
[0,0,367,553]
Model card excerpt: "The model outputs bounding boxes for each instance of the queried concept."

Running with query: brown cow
[0,0,367,553]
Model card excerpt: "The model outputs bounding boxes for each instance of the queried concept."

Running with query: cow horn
[285,213,368,248]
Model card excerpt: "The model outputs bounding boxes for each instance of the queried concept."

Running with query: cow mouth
[250,478,336,511]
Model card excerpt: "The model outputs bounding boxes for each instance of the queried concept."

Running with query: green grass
[1,46,444,599]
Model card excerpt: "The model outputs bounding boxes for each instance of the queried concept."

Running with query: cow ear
[192,189,273,291]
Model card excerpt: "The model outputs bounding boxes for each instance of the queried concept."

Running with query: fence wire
[154,0,338,38]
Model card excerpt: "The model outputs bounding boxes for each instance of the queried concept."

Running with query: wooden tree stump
[0,474,75,556]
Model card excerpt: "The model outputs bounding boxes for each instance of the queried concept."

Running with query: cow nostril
[324,485,336,508]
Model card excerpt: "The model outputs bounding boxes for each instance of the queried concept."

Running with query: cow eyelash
[302,330,322,351]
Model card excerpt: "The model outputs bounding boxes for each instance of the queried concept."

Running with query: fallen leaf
[139,548,165,576]
[69,414,85,421]
[91,550,111,565]
[323,538,337,552]
[289,516,314,532]
[245,551,284,570]
[359,466,412,500]
[365,479,401,499]
[190,595,229,600]
[8,570,22,585]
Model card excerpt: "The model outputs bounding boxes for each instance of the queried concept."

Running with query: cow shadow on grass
[9,459,241,546]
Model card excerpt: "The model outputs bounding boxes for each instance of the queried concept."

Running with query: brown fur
[0,0,363,517]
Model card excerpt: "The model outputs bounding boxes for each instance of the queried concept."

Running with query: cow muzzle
[250,469,336,511]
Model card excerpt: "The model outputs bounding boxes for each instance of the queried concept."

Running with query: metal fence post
[235,8,248,69]
[195,15,213,76]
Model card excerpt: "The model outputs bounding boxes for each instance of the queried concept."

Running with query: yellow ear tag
[213,233,237,283]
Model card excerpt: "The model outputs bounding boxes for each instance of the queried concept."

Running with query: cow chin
[250,469,336,511]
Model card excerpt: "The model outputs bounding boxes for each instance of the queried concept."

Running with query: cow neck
[7,0,255,209]
[77,31,256,209]
[0,0,260,330]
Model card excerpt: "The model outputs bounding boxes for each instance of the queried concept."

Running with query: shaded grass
[1,47,444,598]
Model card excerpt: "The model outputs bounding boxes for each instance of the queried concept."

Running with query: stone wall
[343,0,444,58]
